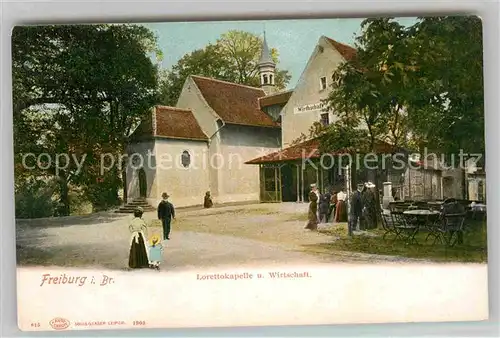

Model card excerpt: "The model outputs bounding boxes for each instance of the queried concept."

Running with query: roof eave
[223,121,281,129]
[154,135,209,142]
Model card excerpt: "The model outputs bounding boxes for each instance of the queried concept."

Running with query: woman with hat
[304,186,319,231]
[335,188,348,222]
[128,206,150,269]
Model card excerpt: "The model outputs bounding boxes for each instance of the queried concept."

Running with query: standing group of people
[127,190,214,271]
[304,184,348,230]
[128,192,175,271]
[304,182,379,234]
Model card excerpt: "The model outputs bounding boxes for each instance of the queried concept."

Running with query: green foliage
[159,30,291,105]
[12,24,161,215]
[15,178,58,219]
[314,220,487,263]
[321,18,413,153]
[84,171,122,212]
[405,16,484,155]
[309,16,484,159]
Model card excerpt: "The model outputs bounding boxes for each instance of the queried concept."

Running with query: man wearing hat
[349,183,365,235]
[362,182,377,229]
[157,192,175,240]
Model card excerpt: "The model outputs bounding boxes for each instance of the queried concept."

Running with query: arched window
[181,150,191,168]
[269,74,274,85]
[263,74,268,85]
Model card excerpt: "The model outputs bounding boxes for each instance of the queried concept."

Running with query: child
[148,234,163,271]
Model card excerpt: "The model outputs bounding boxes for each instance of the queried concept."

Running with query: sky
[143,17,417,89]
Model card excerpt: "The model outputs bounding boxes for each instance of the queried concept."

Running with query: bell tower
[258,31,276,96]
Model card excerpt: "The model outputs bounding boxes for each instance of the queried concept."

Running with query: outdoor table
[403,210,441,216]
[401,210,441,244]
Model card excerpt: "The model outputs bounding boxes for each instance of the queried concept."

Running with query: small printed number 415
[31,323,41,328]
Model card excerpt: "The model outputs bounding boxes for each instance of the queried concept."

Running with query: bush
[15,178,57,219]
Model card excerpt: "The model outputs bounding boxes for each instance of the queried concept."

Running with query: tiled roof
[246,139,321,164]
[325,37,357,61]
[130,111,154,140]
[245,138,402,164]
[155,106,208,140]
[259,90,294,108]
[130,106,208,141]
[191,75,279,128]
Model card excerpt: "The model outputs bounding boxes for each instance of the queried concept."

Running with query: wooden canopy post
[274,166,278,202]
[296,164,300,203]
[278,165,283,202]
[259,164,264,201]
[301,161,305,203]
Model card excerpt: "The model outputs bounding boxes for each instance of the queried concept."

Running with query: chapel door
[138,168,147,198]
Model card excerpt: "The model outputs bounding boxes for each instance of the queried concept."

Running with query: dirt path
[16,203,425,271]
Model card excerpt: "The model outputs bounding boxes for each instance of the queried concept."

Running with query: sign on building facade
[293,102,326,114]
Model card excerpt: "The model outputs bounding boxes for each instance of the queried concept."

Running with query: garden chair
[436,202,467,247]
[393,212,419,245]
[380,210,400,240]
[424,213,445,244]
[390,203,411,214]
[439,213,467,247]
[427,202,443,212]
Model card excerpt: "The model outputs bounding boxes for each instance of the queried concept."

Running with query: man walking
[158,192,175,240]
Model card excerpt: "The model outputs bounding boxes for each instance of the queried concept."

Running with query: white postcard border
[1,0,499,337]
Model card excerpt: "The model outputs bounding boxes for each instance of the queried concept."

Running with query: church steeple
[258,31,276,95]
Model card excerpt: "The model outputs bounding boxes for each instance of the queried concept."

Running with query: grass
[307,220,488,263]
[146,206,487,263]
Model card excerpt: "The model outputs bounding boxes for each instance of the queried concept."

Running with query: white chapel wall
[176,76,219,137]
[154,138,210,208]
[176,76,222,197]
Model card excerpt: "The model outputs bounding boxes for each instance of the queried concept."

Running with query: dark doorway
[138,168,147,198]
[280,164,296,202]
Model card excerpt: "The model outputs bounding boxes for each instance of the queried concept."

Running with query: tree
[300,16,483,161]
[159,30,291,105]
[12,24,161,215]
[405,16,484,157]
[324,18,413,153]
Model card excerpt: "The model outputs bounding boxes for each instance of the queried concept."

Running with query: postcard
[13,16,488,332]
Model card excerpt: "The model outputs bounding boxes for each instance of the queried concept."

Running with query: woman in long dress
[328,191,338,222]
[335,190,348,222]
[304,190,319,230]
[128,207,150,269]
